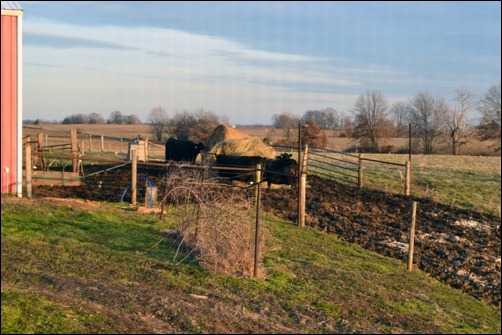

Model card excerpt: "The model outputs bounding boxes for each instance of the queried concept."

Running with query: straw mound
[205,125,251,148]
[209,138,277,159]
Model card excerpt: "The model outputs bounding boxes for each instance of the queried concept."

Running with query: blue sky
[20,1,501,125]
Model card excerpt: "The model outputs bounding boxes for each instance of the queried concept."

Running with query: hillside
[2,197,500,334]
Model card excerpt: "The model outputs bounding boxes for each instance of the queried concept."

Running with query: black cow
[264,153,298,188]
[215,155,268,183]
[165,138,205,163]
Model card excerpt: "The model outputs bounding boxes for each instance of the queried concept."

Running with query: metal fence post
[358,154,363,188]
[405,160,411,196]
[408,201,417,271]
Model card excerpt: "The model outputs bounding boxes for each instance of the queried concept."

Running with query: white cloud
[23,19,402,123]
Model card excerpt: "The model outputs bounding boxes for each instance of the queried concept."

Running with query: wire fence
[308,147,359,185]
[24,129,411,201]
[275,145,411,195]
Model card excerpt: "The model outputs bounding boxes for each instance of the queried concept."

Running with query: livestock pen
[274,145,411,196]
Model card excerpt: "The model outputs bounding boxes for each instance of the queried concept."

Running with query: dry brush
[159,165,267,278]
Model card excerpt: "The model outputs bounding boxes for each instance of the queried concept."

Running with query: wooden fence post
[89,134,93,152]
[131,150,137,206]
[255,163,262,205]
[358,154,364,188]
[120,137,123,154]
[407,201,417,271]
[302,144,309,174]
[254,163,262,278]
[145,137,149,161]
[37,133,46,170]
[25,142,32,199]
[101,135,104,152]
[405,161,411,196]
[81,139,85,155]
[298,144,309,228]
[71,129,78,173]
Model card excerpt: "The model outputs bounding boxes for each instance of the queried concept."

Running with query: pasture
[23,124,501,215]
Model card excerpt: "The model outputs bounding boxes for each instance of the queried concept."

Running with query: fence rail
[305,147,411,195]
[310,151,359,166]
[309,157,358,172]
[307,147,359,185]
[360,156,407,167]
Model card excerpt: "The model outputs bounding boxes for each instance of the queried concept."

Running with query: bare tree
[301,119,327,148]
[339,113,354,137]
[148,106,169,141]
[446,89,475,155]
[324,107,340,130]
[272,110,300,143]
[169,108,223,143]
[352,91,392,151]
[88,113,105,124]
[477,83,501,151]
[108,110,128,124]
[62,113,89,124]
[126,114,142,125]
[301,107,339,130]
[408,92,448,154]
[390,101,409,137]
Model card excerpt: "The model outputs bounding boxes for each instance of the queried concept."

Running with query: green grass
[1,199,500,333]
[1,291,113,334]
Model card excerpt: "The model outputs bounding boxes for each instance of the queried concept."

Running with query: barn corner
[1,1,23,197]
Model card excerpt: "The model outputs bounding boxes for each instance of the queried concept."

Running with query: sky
[19,1,501,125]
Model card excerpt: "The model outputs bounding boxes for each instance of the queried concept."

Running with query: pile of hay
[205,125,251,148]
[209,138,277,159]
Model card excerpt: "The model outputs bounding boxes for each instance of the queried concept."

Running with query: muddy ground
[32,165,501,308]
[262,176,501,309]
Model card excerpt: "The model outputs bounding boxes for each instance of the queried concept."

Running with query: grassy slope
[1,199,500,334]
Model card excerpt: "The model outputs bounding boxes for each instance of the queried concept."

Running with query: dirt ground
[31,165,501,309]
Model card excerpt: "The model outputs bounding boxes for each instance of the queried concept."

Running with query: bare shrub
[159,164,267,278]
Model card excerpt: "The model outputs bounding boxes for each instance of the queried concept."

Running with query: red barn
[1,1,23,196]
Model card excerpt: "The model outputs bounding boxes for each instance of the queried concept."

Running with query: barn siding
[1,15,19,194]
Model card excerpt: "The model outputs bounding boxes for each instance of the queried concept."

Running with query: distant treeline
[58,111,142,125]
[24,111,142,125]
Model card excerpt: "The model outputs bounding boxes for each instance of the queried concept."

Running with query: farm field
[1,196,500,334]
[24,124,500,156]
[23,124,501,216]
